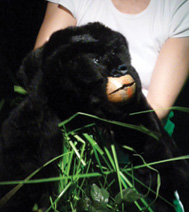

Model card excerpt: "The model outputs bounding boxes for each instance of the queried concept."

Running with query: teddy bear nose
[110,64,128,77]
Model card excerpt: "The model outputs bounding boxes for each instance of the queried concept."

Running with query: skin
[34,3,76,49]
[112,0,151,14]
[147,37,189,120]
[34,1,189,121]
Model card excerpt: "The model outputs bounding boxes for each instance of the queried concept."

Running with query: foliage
[0,102,189,211]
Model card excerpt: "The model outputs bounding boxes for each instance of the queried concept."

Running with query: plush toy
[0,23,188,212]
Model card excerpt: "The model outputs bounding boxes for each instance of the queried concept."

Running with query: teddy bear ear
[17,48,43,91]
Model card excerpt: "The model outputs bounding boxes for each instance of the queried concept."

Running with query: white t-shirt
[47,0,189,95]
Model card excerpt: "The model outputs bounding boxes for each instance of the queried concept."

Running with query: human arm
[147,37,189,121]
[34,2,76,49]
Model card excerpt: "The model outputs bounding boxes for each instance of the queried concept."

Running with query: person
[34,0,189,125]
[34,1,188,210]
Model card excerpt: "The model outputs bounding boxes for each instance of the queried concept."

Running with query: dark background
[0,0,188,209]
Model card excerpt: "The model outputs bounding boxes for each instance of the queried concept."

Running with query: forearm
[147,37,189,120]
[34,2,76,49]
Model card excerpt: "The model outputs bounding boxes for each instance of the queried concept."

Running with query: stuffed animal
[0,22,187,212]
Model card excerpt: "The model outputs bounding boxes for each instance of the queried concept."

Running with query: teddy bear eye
[93,58,100,64]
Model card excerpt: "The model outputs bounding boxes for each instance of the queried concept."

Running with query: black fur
[0,23,188,212]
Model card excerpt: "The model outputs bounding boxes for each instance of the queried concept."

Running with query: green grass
[0,101,189,211]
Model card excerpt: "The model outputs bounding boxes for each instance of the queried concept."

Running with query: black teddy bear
[0,23,188,212]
